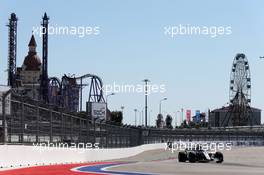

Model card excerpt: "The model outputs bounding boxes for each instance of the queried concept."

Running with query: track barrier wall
[0,143,164,168]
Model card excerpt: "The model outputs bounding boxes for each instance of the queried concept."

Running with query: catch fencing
[1,91,264,148]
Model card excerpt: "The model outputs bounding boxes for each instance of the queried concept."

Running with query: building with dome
[16,34,42,99]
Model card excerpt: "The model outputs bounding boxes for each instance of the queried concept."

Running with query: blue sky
[1,0,264,125]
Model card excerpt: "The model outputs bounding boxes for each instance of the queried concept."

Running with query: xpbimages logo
[102,82,166,95]
[164,24,232,38]
[32,142,100,153]
[32,24,100,38]
[165,141,232,153]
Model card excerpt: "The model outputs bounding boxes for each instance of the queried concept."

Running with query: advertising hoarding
[91,102,106,120]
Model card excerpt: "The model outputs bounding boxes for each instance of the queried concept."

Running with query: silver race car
[178,146,224,163]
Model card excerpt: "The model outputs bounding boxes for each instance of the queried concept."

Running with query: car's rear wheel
[214,152,224,163]
[178,152,187,162]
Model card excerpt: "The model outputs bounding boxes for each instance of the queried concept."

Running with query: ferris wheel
[229,53,251,106]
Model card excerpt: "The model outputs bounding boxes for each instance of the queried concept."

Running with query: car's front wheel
[214,152,224,163]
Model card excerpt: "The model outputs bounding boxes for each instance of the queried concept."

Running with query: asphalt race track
[110,147,264,175]
[1,147,264,175]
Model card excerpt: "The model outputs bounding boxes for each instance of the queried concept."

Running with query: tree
[165,114,173,129]
[189,121,195,128]
[110,111,123,125]
[156,114,164,128]
[181,119,188,128]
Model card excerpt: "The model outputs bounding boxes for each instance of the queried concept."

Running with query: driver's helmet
[196,144,203,151]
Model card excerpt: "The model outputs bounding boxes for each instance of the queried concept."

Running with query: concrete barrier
[0,143,165,168]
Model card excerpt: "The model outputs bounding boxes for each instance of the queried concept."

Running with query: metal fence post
[86,118,89,143]
[70,116,73,142]
[2,95,6,144]
[36,102,39,143]
[50,109,53,143]
[61,112,64,142]
[105,124,108,148]
[20,97,24,143]
[93,119,96,144]
[99,121,102,147]
[78,119,81,142]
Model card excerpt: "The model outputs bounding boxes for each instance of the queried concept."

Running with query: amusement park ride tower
[228,53,252,126]
[6,13,106,116]
[40,13,49,103]
[209,53,261,127]
[6,13,17,88]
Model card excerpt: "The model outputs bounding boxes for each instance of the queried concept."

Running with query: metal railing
[0,92,141,148]
[1,92,264,148]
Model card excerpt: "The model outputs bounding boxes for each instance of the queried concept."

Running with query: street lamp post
[143,79,150,127]
[134,109,138,126]
[141,109,144,126]
[177,110,180,126]
[148,109,152,127]
[120,106,125,125]
[159,97,167,115]
[139,111,141,125]
[106,93,115,104]
[106,93,115,120]
[121,106,125,113]
[173,111,177,127]
[181,108,184,124]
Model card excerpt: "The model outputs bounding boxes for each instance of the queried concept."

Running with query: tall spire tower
[40,12,49,102]
[7,13,18,88]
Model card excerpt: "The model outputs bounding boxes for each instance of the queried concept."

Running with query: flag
[195,110,200,122]
[186,110,191,122]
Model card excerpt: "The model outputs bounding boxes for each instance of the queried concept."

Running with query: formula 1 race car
[178,146,224,163]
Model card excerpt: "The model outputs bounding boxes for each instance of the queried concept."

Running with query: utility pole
[134,109,138,126]
[141,109,144,125]
[143,79,150,127]
[173,111,177,127]
[181,108,184,124]
[159,97,167,115]
[121,106,125,114]
[148,109,152,127]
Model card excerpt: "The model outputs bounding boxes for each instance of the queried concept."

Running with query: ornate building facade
[16,35,42,99]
